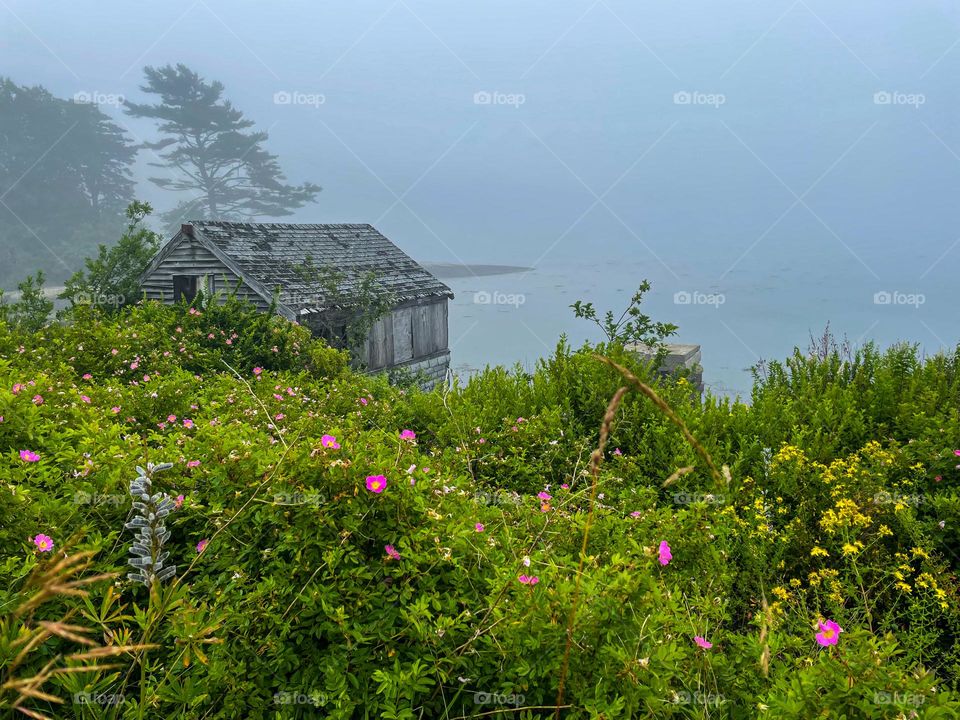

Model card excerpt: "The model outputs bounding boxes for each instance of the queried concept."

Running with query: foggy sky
[4,1,960,378]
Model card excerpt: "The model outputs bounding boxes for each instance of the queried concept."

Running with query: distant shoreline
[421,262,533,279]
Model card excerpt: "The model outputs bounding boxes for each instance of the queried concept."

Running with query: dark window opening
[172,275,199,302]
[318,323,348,348]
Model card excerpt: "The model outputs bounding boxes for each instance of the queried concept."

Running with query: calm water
[439,255,957,399]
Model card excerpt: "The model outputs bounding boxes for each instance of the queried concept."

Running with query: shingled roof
[187,221,453,314]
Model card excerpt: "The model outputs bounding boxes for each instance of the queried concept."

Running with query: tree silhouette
[124,64,320,224]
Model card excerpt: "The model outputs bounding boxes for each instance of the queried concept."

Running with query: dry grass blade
[69,644,158,660]
[36,622,96,646]
[555,385,628,718]
[2,549,122,719]
[14,706,53,720]
[663,466,695,487]
[594,355,724,486]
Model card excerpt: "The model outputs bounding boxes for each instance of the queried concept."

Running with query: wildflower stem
[555,385,628,718]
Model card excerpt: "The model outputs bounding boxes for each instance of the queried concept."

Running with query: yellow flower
[895,582,912,593]
[877,525,893,537]
[911,547,930,560]
[772,586,790,601]
[841,543,861,556]
[810,546,829,558]
[789,578,802,588]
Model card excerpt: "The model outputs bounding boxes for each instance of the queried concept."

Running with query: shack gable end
[141,235,269,310]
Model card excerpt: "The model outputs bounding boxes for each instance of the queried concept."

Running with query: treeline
[0,65,320,288]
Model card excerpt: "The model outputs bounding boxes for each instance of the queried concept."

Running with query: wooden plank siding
[141,238,269,310]
[364,298,448,371]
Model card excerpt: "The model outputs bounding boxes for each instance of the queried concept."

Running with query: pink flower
[33,533,54,552]
[366,475,387,493]
[518,575,539,585]
[253,367,263,376]
[19,450,40,463]
[694,636,713,650]
[143,375,151,382]
[561,483,569,490]
[400,429,416,441]
[130,361,139,370]
[274,413,285,420]
[955,450,960,456]
[80,395,91,404]
[321,434,340,449]
[359,397,368,406]
[186,460,201,468]
[111,349,118,356]
[935,475,943,483]
[32,395,43,405]
[82,373,92,380]
[196,539,209,553]
[385,544,401,560]
[613,448,622,456]
[658,540,672,566]
[175,494,185,509]
[537,491,551,501]
[475,523,485,532]
[815,619,842,647]
[167,415,177,423]
[11,383,24,395]
[630,511,641,518]
[183,418,194,429]
[111,406,121,414]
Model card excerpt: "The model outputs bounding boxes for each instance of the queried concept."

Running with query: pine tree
[124,64,320,224]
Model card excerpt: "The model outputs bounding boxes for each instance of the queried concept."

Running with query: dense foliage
[1,299,959,718]
[0,77,136,287]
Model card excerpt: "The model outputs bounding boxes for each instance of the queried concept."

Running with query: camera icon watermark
[873,491,925,507]
[273,91,326,108]
[72,291,126,309]
[473,90,526,108]
[273,691,326,706]
[672,491,725,506]
[673,91,726,108]
[474,692,525,707]
[873,91,925,108]
[273,491,326,508]
[473,290,526,308]
[673,290,725,308]
[74,491,126,506]
[873,290,925,308]
[73,91,126,108]
[673,690,725,706]
[73,691,125,706]
[874,691,925,707]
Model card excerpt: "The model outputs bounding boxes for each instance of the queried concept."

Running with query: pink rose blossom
[694,636,713,649]
[815,619,842,647]
[196,539,209,553]
[400,429,416,441]
[20,450,40,463]
[658,540,672,566]
[518,575,539,585]
[33,534,54,552]
[321,434,340,449]
[366,475,387,493]
[475,523,485,532]
[385,544,401,560]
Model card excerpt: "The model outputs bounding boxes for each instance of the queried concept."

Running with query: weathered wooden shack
[140,222,454,387]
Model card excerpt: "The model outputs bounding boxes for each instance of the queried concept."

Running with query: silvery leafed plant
[126,463,177,586]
